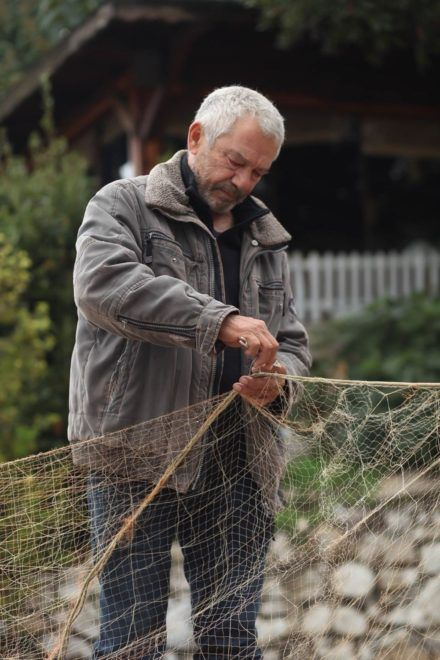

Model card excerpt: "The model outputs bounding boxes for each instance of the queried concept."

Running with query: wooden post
[112,86,164,176]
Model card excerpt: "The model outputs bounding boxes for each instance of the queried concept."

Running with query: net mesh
[1,375,440,659]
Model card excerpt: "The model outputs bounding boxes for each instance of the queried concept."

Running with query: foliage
[244,0,440,68]
[311,293,440,382]
[0,234,54,460]
[0,0,103,97]
[276,455,382,537]
[0,89,93,458]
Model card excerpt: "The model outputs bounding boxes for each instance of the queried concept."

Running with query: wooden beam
[62,72,132,140]
[139,87,165,140]
[129,134,144,176]
[272,91,440,121]
[63,96,113,141]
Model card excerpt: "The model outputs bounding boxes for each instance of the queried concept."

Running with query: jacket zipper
[193,243,288,490]
[119,315,196,338]
[191,233,220,490]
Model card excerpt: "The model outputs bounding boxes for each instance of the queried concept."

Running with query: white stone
[88,576,100,597]
[40,633,92,659]
[407,575,440,628]
[332,562,375,598]
[314,636,333,658]
[166,594,193,648]
[262,650,279,660]
[58,579,83,603]
[260,577,288,617]
[366,603,380,621]
[357,532,388,564]
[256,615,290,644]
[171,540,184,562]
[331,606,368,637]
[260,596,288,618]
[71,602,100,640]
[296,516,310,533]
[268,532,295,565]
[419,542,440,575]
[313,523,344,553]
[65,636,93,660]
[261,576,284,601]
[412,524,435,543]
[290,565,325,604]
[377,567,418,591]
[372,628,409,650]
[357,643,375,660]
[383,508,414,534]
[301,604,332,635]
[383,606,411,627]
[324,640,357,660]
[382,536,417,566]
[332,504,366,528]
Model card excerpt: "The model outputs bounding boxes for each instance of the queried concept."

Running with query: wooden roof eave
[0,2,201,124]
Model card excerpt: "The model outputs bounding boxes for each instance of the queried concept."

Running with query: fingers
[218,314,279,369]
[233,372,285,406]
[240,330,278,370]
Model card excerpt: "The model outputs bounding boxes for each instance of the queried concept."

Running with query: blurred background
[0,0,439,460]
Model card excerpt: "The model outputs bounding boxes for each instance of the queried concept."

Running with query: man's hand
[218,314,279,371]
[232,362,287,406]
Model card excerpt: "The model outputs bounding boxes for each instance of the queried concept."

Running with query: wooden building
[1,0,439,253]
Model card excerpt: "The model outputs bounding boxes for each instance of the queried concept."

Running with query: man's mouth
[214,185,241,203]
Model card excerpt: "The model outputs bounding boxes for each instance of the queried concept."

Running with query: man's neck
[212,212,234,234]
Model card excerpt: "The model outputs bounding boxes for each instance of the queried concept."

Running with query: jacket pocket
[257,280,285,334]
[104,340,139,416]
[142,230,198,286]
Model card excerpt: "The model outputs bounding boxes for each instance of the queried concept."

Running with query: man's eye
[228,158,241,168]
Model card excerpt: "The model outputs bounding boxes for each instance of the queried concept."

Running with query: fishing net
[1,375,439,659]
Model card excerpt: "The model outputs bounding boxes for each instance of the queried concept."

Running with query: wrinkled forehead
[214,116,280,169]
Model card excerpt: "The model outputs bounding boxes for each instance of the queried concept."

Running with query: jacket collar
[145,150,291,248]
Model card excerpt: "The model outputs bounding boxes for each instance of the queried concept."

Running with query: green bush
[311,294,440,383]
[0,88,94,457]
[0,234,54,459]
[308,294,440,469]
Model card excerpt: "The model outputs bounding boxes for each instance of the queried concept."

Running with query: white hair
[194,85,285,155]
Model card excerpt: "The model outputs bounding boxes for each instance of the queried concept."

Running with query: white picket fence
[289,248,440,323]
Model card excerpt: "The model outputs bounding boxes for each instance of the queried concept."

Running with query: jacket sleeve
[73,179,237,355]
[274,251,312,408]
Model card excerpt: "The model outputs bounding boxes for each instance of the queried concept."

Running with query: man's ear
[187,122,203,154]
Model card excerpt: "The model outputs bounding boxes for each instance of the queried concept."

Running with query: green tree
[0,234,54,460]
[0,0,102,97]
[0,93,93,457]
[244,0,440,68]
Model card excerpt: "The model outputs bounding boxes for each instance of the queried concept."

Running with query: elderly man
[69,86,311,659]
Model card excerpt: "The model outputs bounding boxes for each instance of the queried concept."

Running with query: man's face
[187,115,279,214]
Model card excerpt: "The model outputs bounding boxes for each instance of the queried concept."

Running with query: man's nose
[231,169,256,195]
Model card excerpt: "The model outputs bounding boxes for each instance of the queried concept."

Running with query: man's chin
[204,194,236,215]
[211,201,236,214]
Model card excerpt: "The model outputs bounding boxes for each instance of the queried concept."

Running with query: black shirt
[180,153,268,394]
